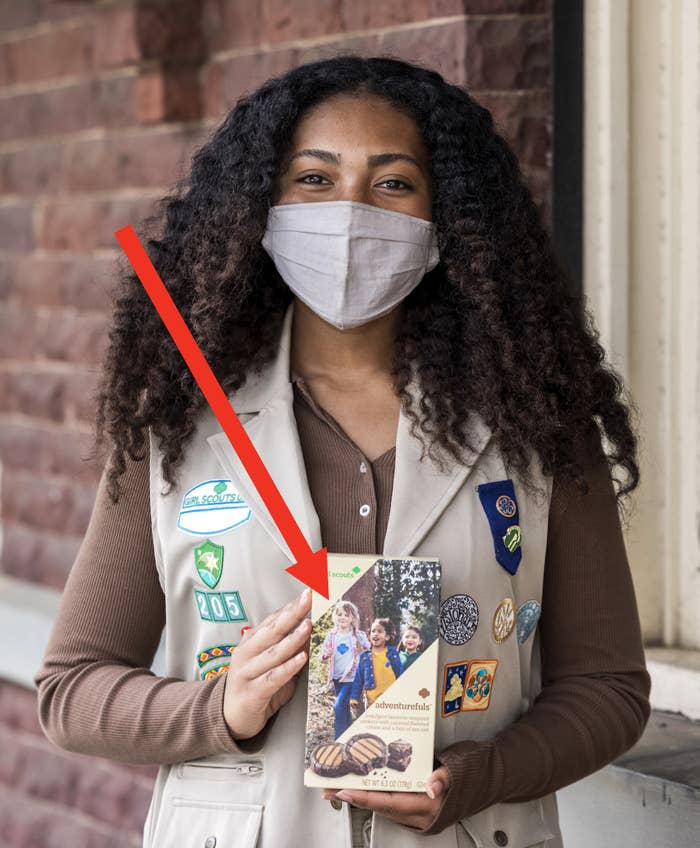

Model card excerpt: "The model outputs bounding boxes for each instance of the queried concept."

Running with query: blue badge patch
[441,661,468,716]
[194,589,247,622]
[516,600,541,643]
[439,594,479,646]
[178,479,252,537]
[477,480,523,575]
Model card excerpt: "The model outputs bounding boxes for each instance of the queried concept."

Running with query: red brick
[341,0,431,32]
[135,0,205,63]
[93,4,141,70]
[0,420,102,483]
[0,1,41,32]
[0,203,34,251]
[0,305,108,363]
[64,127,208,192]
[465,16,551,90]
[0,74,138,144]
[0,367,100,423]
[1,520,85,588]
[429,0,466,14]
[1,468,97,535]
[0,23,94,88]
[0,142,66,195]
[38,195,159,251]
[0,679,44,736]
[0,256,116,311]
[465,0,550,11]
[378,20,468,86]
[476,90,551,168]
[202,46,300,117]
[0,787,139,848]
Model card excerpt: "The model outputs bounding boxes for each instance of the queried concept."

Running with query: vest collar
[207,300,492,562]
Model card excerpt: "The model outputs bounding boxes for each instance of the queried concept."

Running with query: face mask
[261,200,440,330]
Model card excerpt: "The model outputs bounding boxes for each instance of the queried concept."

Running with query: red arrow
[114,225,329,598]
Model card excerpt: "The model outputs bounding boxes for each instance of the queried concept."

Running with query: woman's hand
[222,588,312,740]
[322,766,451,831]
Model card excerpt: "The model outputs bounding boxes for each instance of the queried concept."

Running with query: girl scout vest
[142,301,563,848]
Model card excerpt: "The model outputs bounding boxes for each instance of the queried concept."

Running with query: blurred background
[0,0,698,845]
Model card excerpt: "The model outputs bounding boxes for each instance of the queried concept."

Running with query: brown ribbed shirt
[34,376,650,834]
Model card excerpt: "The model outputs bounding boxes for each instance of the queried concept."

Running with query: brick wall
[0,1,551,844]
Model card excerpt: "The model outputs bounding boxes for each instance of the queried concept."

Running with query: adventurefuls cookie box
[304,554,441,792]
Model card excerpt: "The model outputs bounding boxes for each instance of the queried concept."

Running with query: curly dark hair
[95,54,638,509]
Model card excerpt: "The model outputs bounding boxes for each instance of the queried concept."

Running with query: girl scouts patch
[441,659,498,716]
[477,479,523,575]
[439,594,479,645]
[197,644,236,680]
[516,600,541,643]
[492,597,515,642]
[178,479,252,537]
[194,540,224,589]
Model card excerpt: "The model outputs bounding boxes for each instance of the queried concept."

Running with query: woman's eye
[297,174,328,184]
[378,179,412,191]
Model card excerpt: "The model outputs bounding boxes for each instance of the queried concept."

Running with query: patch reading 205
[194,589,247,622]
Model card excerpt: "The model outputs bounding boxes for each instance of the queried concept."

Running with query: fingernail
[426,785,435,800]
[336,791,352,802]
[299,588,311,606]
[296,619,309,633]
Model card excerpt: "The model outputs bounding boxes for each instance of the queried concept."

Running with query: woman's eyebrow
[287,148,424,172]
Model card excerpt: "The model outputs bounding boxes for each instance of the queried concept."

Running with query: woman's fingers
[242,617,311,681]
[250,648,307,700]
[235,589,311,664]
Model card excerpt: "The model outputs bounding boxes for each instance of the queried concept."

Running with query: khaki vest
[143,301,563,848]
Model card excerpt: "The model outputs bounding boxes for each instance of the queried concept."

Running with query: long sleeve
[423,430,651,833]
[33,449,249,765]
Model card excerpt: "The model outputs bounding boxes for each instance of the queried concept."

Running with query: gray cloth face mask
[261,200,440,330]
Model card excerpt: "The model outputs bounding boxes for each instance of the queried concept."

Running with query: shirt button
[493,831,508,846]
[330,799,343,810]
[204,838,217,848]
[359,504,371,517]
[359,461,367,473]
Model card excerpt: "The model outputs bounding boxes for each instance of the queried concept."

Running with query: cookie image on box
[310,742,350,778]
[343,734,388,775]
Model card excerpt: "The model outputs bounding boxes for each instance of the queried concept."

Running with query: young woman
[34,55,650,848]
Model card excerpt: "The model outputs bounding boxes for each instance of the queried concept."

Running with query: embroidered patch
[477,480,523,575]
[194,539,224,589]
[441,659,498,716]
[178,479,252,537]
[516,600,541,643]
[492,597,515,643]
[194,589,247,622]
[462,660,498,711]
[439,594,479,645]
[197,644,236,681]
[441,662,468,717]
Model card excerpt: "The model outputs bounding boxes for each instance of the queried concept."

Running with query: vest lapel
[382,384,492,557]
[206,299,492,563]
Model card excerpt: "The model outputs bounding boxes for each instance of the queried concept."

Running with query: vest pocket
[458,797,559,848]
[151,797,263,848]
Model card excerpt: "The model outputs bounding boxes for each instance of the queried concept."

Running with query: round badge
[496,494,516,517]
[439,594,479,646]
[492,597,515,643]
[516,600,541,644]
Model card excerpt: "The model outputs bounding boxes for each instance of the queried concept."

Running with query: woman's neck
[290,297,403,386]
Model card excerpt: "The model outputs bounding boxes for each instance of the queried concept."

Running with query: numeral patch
[194,589,247,622]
